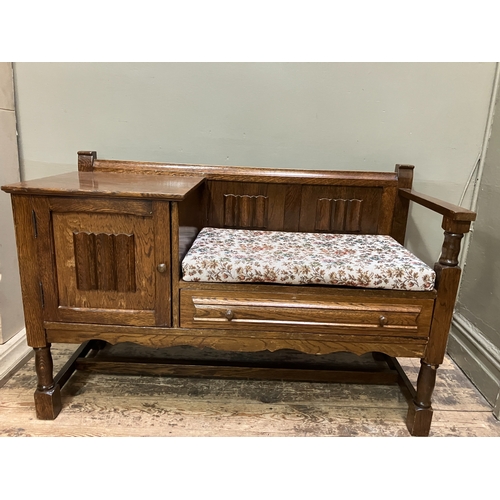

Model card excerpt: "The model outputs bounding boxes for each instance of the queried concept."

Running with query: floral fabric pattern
[181,228,435,291]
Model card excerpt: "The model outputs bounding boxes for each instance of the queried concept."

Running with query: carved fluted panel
[73,232,136,292]
[223,194,269,228]
[315,198,363,232]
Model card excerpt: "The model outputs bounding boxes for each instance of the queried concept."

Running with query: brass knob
[157,263,167,273]
[379,315,388,326]
[225,310,234,321]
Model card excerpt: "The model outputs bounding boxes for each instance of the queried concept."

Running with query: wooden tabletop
[1,171,206,200]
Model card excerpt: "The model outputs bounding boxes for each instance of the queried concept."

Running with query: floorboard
[0,343,499,437]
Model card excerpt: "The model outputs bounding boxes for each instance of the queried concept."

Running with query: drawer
[180,290,434,338]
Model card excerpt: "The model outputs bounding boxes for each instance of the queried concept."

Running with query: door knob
[379,315,388,326]
[157,263,167,273]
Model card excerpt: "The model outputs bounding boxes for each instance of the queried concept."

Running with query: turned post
[427,217,472,364]
[34,345,62,420]
[414,361,438,409]
[407,216,472,436]
[438,233,463,267]
[407,361,439,436]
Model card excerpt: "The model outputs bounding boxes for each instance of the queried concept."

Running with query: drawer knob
[157,263,167,273]
[379,315,388,326]
[225,309,234,321]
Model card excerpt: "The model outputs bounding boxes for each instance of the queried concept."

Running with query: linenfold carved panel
[73,232,136,292]
[315,198,363,232]
[223,194,269,228]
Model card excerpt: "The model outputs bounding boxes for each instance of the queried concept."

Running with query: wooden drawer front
[180,291,433,337]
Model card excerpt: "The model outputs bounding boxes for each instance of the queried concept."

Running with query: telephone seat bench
[1,151,476,436]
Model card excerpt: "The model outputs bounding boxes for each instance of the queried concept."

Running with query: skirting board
[0,328,33,388]
[448,313,500,417]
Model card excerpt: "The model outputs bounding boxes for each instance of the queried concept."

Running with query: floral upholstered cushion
[181,228,436,291]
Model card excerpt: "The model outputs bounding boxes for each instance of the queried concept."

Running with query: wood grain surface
[91,157,400,185]
[52,210,157,324]
[2,171,205,200]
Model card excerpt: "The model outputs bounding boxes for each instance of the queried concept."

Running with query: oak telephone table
[2,151,476,436]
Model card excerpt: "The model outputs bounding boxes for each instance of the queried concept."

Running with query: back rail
[79,151,403,235]
[82,154,398,186]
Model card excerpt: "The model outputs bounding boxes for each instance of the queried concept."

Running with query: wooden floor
[1,343,499,437]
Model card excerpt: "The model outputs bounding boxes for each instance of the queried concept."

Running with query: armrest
[399,188,476,222]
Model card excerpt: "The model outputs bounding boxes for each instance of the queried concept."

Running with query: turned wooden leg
[34,345,62,420]
[406,360,438,436]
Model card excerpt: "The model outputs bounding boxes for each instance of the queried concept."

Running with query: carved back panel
[86,151,406,236]
[206,181,396,234]
[207,181,288,230]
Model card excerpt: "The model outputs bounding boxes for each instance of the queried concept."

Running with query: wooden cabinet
[4,171,205,341]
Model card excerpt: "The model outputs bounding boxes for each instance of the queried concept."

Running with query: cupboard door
[38,197,170,327]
